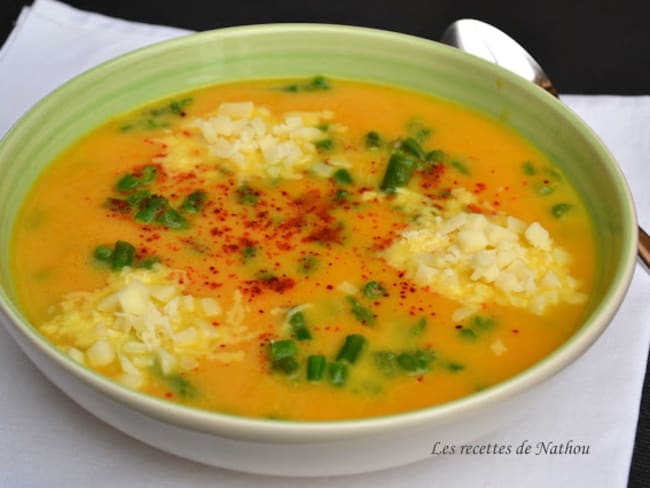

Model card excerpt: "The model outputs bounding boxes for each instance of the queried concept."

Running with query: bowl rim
[0,22,639,443]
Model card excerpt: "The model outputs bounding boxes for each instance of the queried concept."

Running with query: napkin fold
[1,1,649,487]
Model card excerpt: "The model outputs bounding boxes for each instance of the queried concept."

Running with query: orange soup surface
[11,77,595,420]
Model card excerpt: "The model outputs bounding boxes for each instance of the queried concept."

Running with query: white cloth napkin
[1,1,649,486]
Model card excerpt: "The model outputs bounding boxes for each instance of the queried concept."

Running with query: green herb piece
[150,98,192,117]
[237,184,258,206]
[298,254,318,274]
[274,356,299,374]
[289,311,312,341]
[317,123,329,132]
[281,75,331,92]
[425,149,448,163]
[116,173,141,193]
[140,165,157,185]
[332,168,353,185]
[397,352,418,372]
[328,362,348,387]
[159,373,197,399]
[551,203,572,218]
[374,351,398,376]
[138,256,160,269]
[414,349,435,370]
[362,281,386,299]
[180,190,207,214]
[365,131,383,149]
[336,334,366,364]
[144,119,169,129]
[522,161,536,175]
[157,207,189,229]
[397,349,435,374]
[269,339,297,362]
[134,196,168,223]
[411,317,427,336]
[347,296,375,325]
[111,240,136,270]
[93,245,113,263]
[445,362,465,373]
[401,137,426,160]
[470,315,497,331]
[126,190,151,206]
[282,84,299,93]
[256,270,276,282]
[374,349,434,376]
[450,160,469,175]
[315,138,334,151]
[307,355,327,382]
[116,166,157,193]
[268,339,300,374]
[304,75,331,91]
[121,99,192,132]
[380,151,417,193]
[334,189,349,202]
[458,328,478,341]
[243,246,257,260]
[407,120,432,142]
[535,183,555,196]
[168,98,192,115]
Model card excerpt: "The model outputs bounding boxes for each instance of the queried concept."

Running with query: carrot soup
[11,77,594,420]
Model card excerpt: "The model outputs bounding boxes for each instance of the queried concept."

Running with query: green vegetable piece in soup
[134,196,167,223]
[307,355,327,382]
[380,152,417,193]
[411,318,427,336]
[157,207,189,229]
[161,374,198,399]
[332,168,353,185]
[551,203,572,218]
[237,184,259,206]
[328,362,348,387]
[181,190,207,214]
[269,339,297,361]
[400,137,426,161]
[93,245,113,264]
[282,75,331,93]
[315,138,334,151]
[365,131,383,149]
[522,161,536,175]
[289,311,312,341]
[336,334,366,364]
[116,173,140,193]
[111,240,136,270]
[374,351,398,376]
[139,165,157,185]
[451,160,469,175]
[362,280,386,298]
[268,339,300,374]
[347,296,375,325]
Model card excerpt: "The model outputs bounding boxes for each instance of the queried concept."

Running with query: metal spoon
[441,18,650,271]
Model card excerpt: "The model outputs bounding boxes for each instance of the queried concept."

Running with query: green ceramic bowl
[0,24,637,476]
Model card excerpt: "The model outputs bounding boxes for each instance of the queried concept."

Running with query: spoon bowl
[441,18,649,270]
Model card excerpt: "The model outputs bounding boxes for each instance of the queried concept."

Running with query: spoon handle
[639,227,650,272]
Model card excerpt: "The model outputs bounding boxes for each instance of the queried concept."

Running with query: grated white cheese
[383,190,586,315]
[41,265,255,390]
[152,102,348,180]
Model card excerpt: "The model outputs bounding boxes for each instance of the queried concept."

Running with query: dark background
[1,0,649,485]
